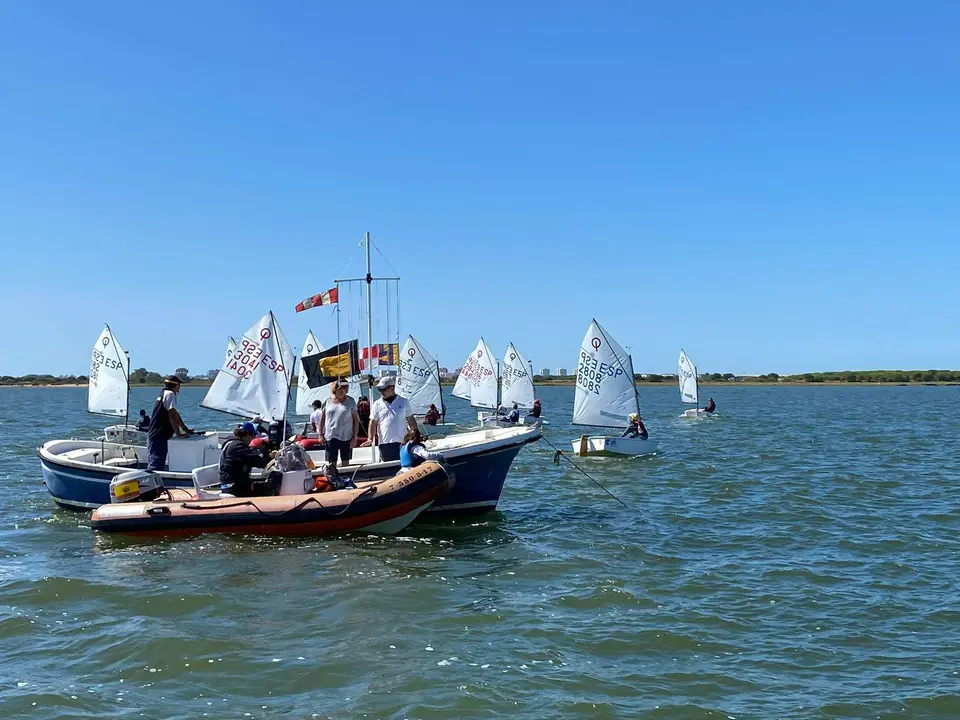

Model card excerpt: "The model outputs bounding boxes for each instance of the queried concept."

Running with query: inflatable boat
[90,461,454,536]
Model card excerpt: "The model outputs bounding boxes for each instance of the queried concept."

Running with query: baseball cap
[376,375,396,390]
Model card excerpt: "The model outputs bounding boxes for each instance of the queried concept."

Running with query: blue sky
[1,1,958,377]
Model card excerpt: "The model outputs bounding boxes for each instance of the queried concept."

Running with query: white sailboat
[453,338,500,414]
[678,349,706,418]
[571,319,659,457]
[397,335,449,425]
[89,325,143,443]
[202,311,295,423]
[479,342,542,426]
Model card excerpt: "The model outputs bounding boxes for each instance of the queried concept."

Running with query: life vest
[147,391,174,441]
[399,442,422,469]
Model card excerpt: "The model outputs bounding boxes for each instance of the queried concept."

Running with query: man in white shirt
[146,375,191,471]
[362,375,418,462]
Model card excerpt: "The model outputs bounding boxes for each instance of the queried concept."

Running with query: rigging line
[539,435,631,509]
[371,237,401,277]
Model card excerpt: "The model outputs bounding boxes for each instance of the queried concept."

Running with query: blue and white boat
[38,424,541,515]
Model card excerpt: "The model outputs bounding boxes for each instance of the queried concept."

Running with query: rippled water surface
[3,385,960,718]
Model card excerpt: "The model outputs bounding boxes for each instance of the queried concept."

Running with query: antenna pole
[365,232,375,405]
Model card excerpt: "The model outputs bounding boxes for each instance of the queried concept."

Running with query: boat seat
[103,457,137,467]
[191,464,231,500]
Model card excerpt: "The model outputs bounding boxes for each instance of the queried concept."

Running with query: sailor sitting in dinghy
[220,423,279,497]
[622,413,649,440]
[703,398,716,414]
[399,429,445,470]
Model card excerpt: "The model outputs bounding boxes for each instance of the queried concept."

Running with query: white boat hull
[571,435,660,457]
[681,408,715,419]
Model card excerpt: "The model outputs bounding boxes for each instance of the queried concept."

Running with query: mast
[365,231,375,406]
[436,360,445,422]
[124,349,130,430]
[628,354,640,416]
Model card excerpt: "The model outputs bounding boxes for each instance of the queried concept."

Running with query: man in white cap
[362,375,418,462]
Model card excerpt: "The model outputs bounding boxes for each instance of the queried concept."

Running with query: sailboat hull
[681,408,714,419]
[571,435,660,457]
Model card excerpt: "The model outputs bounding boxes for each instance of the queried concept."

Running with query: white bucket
[278,469,312,496]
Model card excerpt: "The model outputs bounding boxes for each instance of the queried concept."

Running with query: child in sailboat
[528,399,542,419]
[704,398,716,414]
[424,404,442,426]
[622,413,649,440]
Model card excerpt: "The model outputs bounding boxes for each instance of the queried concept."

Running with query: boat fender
[298,438,323,451]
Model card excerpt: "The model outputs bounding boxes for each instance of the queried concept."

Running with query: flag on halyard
[377,343,399,365]
[301,340,359,388]
[359,343,400,370]
[295,288,339,313]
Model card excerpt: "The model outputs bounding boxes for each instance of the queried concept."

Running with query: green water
[3,385,960,718]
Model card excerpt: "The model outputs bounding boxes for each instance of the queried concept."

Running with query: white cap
[376,375,396,390]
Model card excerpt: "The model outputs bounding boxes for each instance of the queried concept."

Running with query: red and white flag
[295,288,339,313]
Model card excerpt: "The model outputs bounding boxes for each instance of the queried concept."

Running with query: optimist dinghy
[678,349,716,418]
[91,461,454,536]
[570,319,659,457]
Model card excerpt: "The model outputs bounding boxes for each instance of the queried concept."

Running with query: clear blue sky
[1,1,958,377]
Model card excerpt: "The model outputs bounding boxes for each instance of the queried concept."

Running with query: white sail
[201,312,295,421]
[572,319,639,428]
[452,337,499,409]
[225,337,237,364]
[678,349,699,405]
[398,335,443,415]
[88,325,129,417]
[501,342,535,410]
[295,331,327,415]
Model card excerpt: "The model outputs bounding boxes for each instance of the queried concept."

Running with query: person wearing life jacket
[528,399,542,419]
[622,412,649,440]
[703,398,716,413]
[399,428,445,470]
[219,423,276,497]
[424,403,442,426]
[135,408,150,431]
[146,375,191,471]
[504,403,520,423]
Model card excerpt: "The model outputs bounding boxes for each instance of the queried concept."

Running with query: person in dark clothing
[356,396,371,440]
[219,425,275,497]
[622,412,649,440]
[424,403,442,426]
[146,375,190,471]
[528,399,542,418]
[504,403,520,423]
[704,398,716,413]
[135,409,150,431]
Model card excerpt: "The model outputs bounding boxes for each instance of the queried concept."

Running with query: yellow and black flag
[301,340,360,388]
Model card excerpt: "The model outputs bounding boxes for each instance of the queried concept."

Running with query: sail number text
[226,338,286,380]
[577,350,623,396]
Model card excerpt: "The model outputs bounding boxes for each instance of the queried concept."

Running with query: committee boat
[570,319,659,457]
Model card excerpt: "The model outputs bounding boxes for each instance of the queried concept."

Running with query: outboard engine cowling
[110,470,165,503]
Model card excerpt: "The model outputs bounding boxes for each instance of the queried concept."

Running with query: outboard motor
[109,470,165,503]
[267,421,285,449]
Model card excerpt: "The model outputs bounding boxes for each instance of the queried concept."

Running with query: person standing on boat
[146,375,191,471]
[135,408,150,431]
[399,428,445,470]
[319,380,360,467]
[362,375,418,462]
[424,403,442,426]
[220,423,277,497]
[309,399,324,434]
[622,412,648,440]
[356,396,371,440]
[704,398,716,414]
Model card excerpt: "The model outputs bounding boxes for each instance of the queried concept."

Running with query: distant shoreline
[5,380,957,389]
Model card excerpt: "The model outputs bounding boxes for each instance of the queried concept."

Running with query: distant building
[540,368,551,377]
[439,367,449,376]
[207,369,218,379]
[556,368,568,377]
